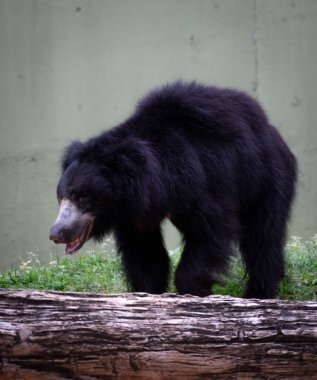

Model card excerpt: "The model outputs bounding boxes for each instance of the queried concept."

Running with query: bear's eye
[69,190,88,207]
[78,196,87,204]
[74,193,89,208]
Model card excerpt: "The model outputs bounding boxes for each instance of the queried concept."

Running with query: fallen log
[0,290,316,379]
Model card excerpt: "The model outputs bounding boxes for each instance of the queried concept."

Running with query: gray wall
[0,0,316,269]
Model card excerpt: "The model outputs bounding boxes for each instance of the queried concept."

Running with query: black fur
[56,82,297,298]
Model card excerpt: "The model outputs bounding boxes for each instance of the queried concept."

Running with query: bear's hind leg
[239,196,290,299]
[240,136,297,299]
[114,224,170,294]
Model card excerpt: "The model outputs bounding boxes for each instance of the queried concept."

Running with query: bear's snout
[49,224,66,244]
[49,199,94,254]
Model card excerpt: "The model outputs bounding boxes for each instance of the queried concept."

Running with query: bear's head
[49,137,158,254]
[49,140,116,254]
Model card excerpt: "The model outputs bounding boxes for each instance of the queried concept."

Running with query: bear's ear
[105,138,152,171]
[61,140,83,171]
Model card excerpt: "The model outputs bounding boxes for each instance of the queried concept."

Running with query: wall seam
[252,0,259,99]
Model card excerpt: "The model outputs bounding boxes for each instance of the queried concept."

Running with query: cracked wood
[0,290,317,379]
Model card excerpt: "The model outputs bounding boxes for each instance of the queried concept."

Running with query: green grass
[212,236,317,301]
[0,252,125,294]
[0,236,316,301]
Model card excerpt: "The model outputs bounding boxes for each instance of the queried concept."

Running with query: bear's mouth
[65,220,93,255]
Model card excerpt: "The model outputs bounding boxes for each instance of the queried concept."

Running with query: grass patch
[0,236,316,300]
[0,253,125,293]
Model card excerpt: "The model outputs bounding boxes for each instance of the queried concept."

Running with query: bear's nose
[49,225,66,244]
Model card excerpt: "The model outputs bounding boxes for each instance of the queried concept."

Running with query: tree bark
[0,290,316,379]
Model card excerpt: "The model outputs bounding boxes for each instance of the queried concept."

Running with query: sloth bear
[50,82,297,298]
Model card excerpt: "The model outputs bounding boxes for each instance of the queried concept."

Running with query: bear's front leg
[175,235,232,297]
[114,224,170,294]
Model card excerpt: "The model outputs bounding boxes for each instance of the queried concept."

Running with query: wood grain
[0,290,316,379]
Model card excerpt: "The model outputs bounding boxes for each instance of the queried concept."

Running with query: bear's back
[132,81,269,140]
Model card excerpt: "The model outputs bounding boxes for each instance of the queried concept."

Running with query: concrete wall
[0,0,316,269]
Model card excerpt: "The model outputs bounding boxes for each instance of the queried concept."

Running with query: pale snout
[49,199,93,254]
